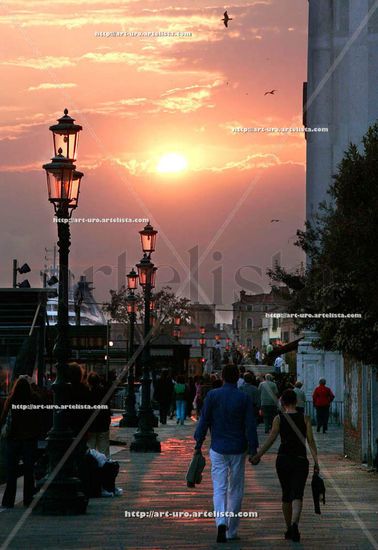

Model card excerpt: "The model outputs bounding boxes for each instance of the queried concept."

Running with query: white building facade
[306,0,378,218]
[301,2,378,459]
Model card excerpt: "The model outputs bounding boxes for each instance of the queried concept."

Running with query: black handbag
[311,472,326,514]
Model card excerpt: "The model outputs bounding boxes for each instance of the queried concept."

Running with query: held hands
[249,454,261,466]
[314,462,320,474]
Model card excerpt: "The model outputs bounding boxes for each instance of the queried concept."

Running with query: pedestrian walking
[1,376,40,508]
[250,389,319,543]
[194,376,204,419]
[258,374,279,433]
[174,375,187,425]
[312,379,335,433]
[293,381,306,414]
[240,372,260,420]
[255,349,261,365]
[237,367,246,388]
[274,354,284,374]
[186,376,196,419]
[204,358,213,376]
[154,370,174,425]
[194,364,258,543]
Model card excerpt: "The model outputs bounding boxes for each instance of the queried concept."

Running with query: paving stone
[0,422,377,549]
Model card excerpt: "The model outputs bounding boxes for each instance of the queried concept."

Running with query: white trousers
[210,449,246,538]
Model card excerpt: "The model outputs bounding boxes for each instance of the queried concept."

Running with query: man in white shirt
[274,355,284,373]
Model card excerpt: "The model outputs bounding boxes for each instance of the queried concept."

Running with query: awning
[268,337,303,359]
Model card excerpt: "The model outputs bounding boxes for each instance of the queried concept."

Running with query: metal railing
[304,400,344,425]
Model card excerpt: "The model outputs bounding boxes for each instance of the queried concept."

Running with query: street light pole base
[33,414,88,516]
[119,413,139,428]
[130,431,161,453]
[34,478,88,515]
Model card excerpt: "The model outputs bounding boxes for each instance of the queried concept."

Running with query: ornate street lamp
[139,221,157,255]
[137,254,157,288]
[49,108,82,161]
[130,224,160,452]
[36,110,87,515]
[126,268,138,291]
[120,292,138,427]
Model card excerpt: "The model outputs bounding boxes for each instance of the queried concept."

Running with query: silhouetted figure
[154,370,174,425]
[87,372,111,457]
[1,377,41,508]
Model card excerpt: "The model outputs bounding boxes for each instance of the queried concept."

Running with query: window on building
[283,331,289,343]
[247,305,252,311]
[247,338,252,348]
[272,318,278,331]
[235,319,239,330]
[247,318,253,330]
[369,0,378,32]
[334,0,349,33]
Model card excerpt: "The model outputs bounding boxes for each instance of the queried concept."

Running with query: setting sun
[156,153,188,173]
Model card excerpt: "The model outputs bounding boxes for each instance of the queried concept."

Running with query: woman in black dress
[250,389,319,543]
[0,376,40,508]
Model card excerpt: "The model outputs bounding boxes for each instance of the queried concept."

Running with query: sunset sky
[0,0,308,315]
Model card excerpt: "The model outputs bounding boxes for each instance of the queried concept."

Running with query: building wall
[343,356,363,462]
[189,303,216,329]
[307,0,378,218]
[307,1,378,466]
[296,331,344,402]
[344,356,378,465]
[233,290,289,349]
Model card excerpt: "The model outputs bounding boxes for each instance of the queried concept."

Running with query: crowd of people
[0,359,336,544]
[0,364,119,509]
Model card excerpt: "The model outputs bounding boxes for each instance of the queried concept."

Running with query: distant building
[188,303,216,329]
[232,289,289,350]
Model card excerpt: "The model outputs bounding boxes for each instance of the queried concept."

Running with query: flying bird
[270,219,281,223]
[264,89,277,95]
[222,10,233,28]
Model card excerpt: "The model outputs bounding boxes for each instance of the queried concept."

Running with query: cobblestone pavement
[0,420,378,549]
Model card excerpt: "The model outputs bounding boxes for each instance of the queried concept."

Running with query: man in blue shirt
[194,364,259,543]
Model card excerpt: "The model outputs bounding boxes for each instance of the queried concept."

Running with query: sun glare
[156,153,188,173]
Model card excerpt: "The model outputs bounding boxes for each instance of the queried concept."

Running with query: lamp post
[173,316,181,340]
[36,109,86,514]
[130,223,161,452]
[199,326,206,368]
[120,270,139,428]
[12,260,31,288]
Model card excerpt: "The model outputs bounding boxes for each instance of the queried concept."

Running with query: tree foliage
[104,285,191,328]
[269,124,378,364]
